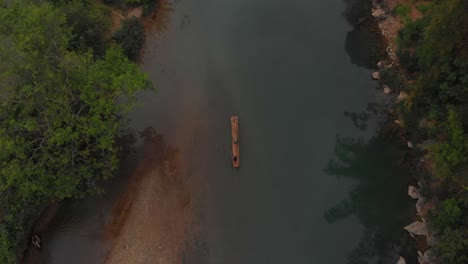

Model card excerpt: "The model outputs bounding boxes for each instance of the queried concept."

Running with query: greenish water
[40,0,416,263]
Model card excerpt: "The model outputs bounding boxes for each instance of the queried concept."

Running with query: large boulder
[404,221,428,237]
[408,186,420,199]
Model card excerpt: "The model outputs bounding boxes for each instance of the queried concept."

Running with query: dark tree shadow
[342,0,383,69]
[324,136,418,264]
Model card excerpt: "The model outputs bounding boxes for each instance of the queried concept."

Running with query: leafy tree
[0,1,151,262]
[432,228,468,264]
[429,198,468,264]
[430,198,462,230]
[431,107,468,180]
[60,0,111,56]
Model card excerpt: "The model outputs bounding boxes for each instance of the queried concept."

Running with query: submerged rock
[404,221,428,236]
[397,256,406,264]
[357,17,367,25]
[372,71,381,80]
[408,186,420,199]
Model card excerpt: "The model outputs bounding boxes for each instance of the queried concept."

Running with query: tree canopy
[0,1,151,262]
[395,0,468,262]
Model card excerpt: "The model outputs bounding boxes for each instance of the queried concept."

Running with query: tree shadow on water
[342,0,382,69]
[324,136,417,264]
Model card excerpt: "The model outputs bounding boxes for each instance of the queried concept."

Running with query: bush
[430,198,462,230]
[61,1,111,56]
[429,198,468,264]
[431,107,468,179]
[113,17,145,61]
[394,4,411,22]
[397,18,427,49]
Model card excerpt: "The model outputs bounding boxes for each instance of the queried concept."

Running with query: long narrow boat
[231,116,240,168]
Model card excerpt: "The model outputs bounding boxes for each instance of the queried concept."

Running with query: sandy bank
[103,129,199,264]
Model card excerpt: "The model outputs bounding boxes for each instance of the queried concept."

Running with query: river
[39,0,416,263]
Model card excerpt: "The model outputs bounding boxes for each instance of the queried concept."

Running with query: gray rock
[407,141,414,148]
[397,256,406,264]
[404,221,428,236]
[384,85,392,94]
[408,186,420,199]
[372,71,381,80]
[372,7,385,17]
[377,61,384,68]
[397,92,409,102]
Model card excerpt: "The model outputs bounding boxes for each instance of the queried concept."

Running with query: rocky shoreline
[369,1,435,263]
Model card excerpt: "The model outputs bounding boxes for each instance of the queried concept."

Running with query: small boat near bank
[231,116,240,168]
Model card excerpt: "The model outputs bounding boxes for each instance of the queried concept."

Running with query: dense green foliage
[431,107,468,179]
[113,17,145,61]
[61,1,111,56]
[429,197,468,264]
[395,0,468,262]
[397,0,468,183]
[0,0,150,262]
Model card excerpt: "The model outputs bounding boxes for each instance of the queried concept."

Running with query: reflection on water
[324,135,417,263]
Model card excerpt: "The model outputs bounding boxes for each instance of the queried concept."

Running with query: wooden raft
[231,116,240,168]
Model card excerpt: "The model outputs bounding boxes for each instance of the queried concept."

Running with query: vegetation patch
[394,3,411,22]
[416,3,434,14]
[394,0,468,262]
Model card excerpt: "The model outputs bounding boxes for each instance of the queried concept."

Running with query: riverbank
[371,1,468,263]
[370,0,433,263]
[18,1,164,263]
[102,130,198,264]
[100,2,204,262]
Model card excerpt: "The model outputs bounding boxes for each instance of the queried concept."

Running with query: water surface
[42,0,415,263]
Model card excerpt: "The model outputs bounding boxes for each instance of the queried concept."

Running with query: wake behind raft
[231,116,240,168]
